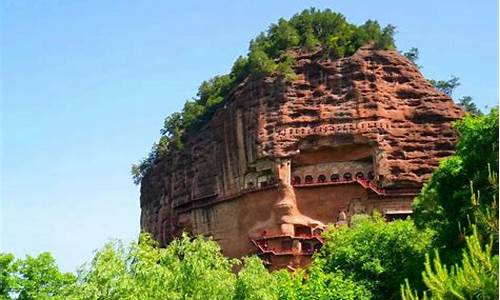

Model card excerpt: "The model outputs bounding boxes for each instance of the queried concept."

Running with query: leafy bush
[132,8,397,184]
[316,214,434,300]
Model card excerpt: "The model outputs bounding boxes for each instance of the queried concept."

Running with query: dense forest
[2,9,498,300]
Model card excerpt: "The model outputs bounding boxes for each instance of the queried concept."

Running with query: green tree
[302,27,320,51]
[458,96,483,116]
[293,264,371,300]
[268,18,300,57]
[413,108,499,259]
[0,252,75,300]
[401,226,499,300]
[234,256,371,300]
[131,135,169,185]
[276,52,298,82]
[231,56,250,82]
[403,47,421,69]
[428,76,460,97]
[133,8,398,183]
[1,253,16,299]
[71,233,236,300]
[248,47,277,75]
[234,257,276,300]
[316,214,434,300]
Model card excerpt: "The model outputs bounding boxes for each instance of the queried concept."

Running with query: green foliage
[458,96,483,116]
[428,76,460,97]
[131,135,169,185]
[1,253,16,299]
[71,233,236,300]
[234,257,371,300]
[289,265,371,300]
[403,47,421,69]
[413,108,499,258]
[316,214,434,300]
[0,252,75,300]
[1,233,372,300]
[248,46,278,75]
[401,47,483,115]
[132,8,397,184]
[470,168,499,243]
[234,257,276,300]
[401,226,499,300]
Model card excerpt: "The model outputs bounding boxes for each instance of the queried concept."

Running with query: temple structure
[139,47,463,269]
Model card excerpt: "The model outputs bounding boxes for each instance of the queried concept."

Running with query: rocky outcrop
[139,46,463,265]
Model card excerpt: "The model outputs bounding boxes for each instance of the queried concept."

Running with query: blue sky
[2,0,498,272]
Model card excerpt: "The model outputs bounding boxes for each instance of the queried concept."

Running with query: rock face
[140,47,463,269]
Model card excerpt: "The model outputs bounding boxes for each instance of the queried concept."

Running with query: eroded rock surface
[140,47,463,269]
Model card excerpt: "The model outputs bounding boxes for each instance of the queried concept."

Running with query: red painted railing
[292,177,419,196]
[249,231,324,256]
[251,232,323,243]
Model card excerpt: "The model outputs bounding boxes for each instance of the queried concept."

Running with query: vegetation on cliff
[131,8,397,184]
[403,47,483,116]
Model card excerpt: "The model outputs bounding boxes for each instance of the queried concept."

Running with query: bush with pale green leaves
[316,214,434,300]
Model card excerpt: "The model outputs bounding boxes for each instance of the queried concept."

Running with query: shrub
[316,214,434,300]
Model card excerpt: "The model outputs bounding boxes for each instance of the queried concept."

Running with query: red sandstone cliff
[140,47,463,257]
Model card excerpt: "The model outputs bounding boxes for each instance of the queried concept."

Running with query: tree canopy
[0,252,75,300]
[131,8,397,185]
[402,47,483,115]
[0,232,374,299]
[412,108,499,260]
[317,214,433,300]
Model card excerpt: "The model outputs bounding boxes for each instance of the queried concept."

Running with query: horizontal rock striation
[140,47,463,264]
